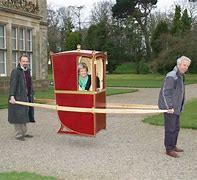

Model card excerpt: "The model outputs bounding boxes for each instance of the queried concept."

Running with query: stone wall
[0,0,48,93]
[0,78,48,93]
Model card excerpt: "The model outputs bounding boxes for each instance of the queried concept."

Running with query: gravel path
[0,84,197,180]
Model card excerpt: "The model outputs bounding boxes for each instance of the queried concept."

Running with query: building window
[26,29,32,51]
[0,24,6,76]
[12,27,17,50]
[27,52,33,71]
[19,28,25,51]
[12,26,33,74]
[12,51,18,69]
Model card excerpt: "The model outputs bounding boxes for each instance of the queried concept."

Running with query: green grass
[0,87,137,109]
[107,74,163,88]
[48,72,53,82]
[1,73,196,109]
[106,88,137,96]
[35,87,137,99]
[35,87,55,99]
[48,70,197,88]
[106,74,197,88]
[0,172,55,180]
[114,62,137,74]
[0,94,8,109]
[143,99,197,129]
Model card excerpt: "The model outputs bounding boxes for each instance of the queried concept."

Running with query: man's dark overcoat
[8,64,35,124]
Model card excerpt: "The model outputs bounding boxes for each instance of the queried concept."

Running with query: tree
[150,27,197,74]
[47,5,60,52]
[181,9,192,32]
[171,5,182,35]
[57,7,74,51]
[90,0,113,24]
[173,0,197,24]
[68,6,85,31]
[84,1,125,72]
[151,20,169,55]
[150,6,194,74]
[112,0,157,60]
[65,32,82,50]
[47,5,74,52]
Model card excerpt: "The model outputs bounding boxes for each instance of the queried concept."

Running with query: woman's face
[79,68,88,78]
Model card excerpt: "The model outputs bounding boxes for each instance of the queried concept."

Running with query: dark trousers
[164,113,180,151]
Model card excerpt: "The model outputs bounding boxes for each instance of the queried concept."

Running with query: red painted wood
[58,111,95,135]
[53,54,77,90]
[56,94,95,135]
[52,50,107,137]
[56,94,93,108]
[95,91,106,132]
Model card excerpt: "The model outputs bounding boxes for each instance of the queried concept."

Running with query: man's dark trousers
[164,113,180,151]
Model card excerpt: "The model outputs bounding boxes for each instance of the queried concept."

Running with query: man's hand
[167,108,174,114]
[9,96,16,104]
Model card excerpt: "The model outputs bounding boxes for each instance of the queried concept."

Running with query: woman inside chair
[78,62,100,91]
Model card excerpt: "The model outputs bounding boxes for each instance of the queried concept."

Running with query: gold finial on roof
[77,44,81,51]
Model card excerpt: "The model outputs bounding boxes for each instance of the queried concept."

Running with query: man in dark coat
[158,56,191,158]
[8,55,35,141]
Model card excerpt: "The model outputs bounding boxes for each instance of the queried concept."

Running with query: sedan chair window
[78,57,101,91]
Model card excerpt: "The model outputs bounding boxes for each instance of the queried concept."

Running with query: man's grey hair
[177,56,191,65]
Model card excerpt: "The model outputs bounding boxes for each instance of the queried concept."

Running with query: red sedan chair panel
[52,49,107,137]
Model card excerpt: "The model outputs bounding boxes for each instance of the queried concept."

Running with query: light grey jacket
[158,66,185,115]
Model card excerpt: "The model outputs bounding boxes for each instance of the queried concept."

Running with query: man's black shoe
[24,134,33,138]
[16,137,25,141]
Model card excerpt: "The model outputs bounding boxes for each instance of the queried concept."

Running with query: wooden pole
[15,101,167,114]
[106,103,158,109]
[34,99,158,109]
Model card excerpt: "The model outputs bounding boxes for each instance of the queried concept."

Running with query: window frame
[12,27,18,50]
[0,24,7,76]
[11,26,33,76]
[18,28,25,51]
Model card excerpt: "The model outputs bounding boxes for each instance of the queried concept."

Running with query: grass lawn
[0,172,55,180]
[143,99,197,129]
[106,74,197,88]
[106,88,137,96]
[0,94,8,109]
[1,73,196,108]
[0,87,137,109]
[113,62,137,74]
[49,72,197,88]
[1,73,197,108]
[35,87,137,99]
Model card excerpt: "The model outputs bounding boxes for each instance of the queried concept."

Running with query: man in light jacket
[158,56,191,158]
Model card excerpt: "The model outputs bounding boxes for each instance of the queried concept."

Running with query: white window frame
[0,51,7,77]
[12,51,18,69]
[27,52,33,76]
[11,26,33,75]
[26,29,32,51]
[19,28,25,51]
[0,24,6,49]
[12,27,18,50]
[0,24,7,76]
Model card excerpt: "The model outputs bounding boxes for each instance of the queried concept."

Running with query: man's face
[178,59,190,74]
[19,56,29,69]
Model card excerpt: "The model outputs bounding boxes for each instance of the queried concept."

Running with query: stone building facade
[0,0,48,93]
